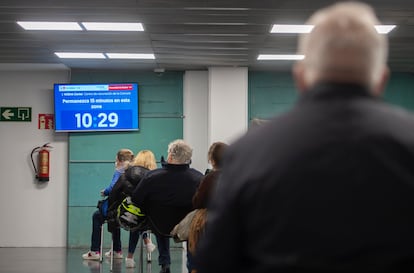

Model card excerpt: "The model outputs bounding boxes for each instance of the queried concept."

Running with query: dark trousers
[155,235,170,266]
[128,230,141,254]
[91,210,121,252]
[155,235,193,272]
[128,231,151,254]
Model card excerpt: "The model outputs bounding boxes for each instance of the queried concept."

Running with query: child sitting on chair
[82,149,134,261]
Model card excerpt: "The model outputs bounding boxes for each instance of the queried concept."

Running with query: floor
[0,247,187,273]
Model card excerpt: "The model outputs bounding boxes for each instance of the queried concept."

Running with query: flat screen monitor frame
[54,83,139,132]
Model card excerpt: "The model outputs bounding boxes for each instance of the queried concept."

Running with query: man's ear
[371,66,390,97]
[293,62,307,93]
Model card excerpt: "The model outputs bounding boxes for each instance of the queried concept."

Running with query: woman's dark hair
[208,142,228,169]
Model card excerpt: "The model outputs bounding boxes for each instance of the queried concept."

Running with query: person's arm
[103,170,122,196]
[107,174,128,210]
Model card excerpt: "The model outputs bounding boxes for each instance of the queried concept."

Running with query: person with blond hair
[197,2,414,273]
[106,149,158,268]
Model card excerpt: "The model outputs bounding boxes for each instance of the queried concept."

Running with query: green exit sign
[0,107,32,122]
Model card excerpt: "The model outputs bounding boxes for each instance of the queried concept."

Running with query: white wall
[0,64,70,247]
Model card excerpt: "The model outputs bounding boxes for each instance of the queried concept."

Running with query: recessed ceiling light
[106,53,155,59]
[257,54,305,60]
[270,25,314,33]
[184,22,248,26]
[55,52,106,59]
[81,22,144,31]
[374,25,396,34]
[184,7,250,11]
[17,21,82,31]
[271,24,396,34]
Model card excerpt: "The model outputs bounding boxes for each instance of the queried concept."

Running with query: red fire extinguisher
[31,143,52,182]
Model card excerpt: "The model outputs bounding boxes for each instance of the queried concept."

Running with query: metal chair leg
[146,231,152,263]
[100,223,104,263]
[110,240,113,272]
[138,235,144,273]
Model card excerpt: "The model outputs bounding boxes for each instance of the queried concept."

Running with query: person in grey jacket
[197,2,414,273]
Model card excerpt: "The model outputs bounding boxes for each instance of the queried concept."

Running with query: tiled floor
[0,247,187,273]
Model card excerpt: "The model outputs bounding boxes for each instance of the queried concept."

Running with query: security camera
[154,68,165,76]
[154,68,165,73]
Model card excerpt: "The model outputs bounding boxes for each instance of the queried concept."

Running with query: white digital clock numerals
[75,112,119,128]
[97,112,118,127]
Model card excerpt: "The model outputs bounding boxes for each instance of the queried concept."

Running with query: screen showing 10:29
[54,83,139,132]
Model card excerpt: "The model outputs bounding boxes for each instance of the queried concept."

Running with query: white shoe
[82,251,100,260]
[105,250,123,259]
[145,242,156,253]
[125,257,136,268]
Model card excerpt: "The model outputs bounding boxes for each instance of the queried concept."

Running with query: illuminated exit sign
[0,107,32,122]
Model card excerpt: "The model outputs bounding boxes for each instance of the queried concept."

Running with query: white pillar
[183,70,209,173]
[208,67,248,145]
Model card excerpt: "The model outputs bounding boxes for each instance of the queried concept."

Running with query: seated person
[107,150,158,268]
[188,142,228,273]
[82,149,134,260]
[131,139,203,273]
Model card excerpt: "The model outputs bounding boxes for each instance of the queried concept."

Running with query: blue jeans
[155,235,170,266]
[90,210,121,252]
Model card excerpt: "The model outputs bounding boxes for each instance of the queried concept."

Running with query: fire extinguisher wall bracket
[31,143,52,182]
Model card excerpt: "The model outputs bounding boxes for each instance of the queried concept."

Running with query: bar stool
[137,229,154,273]
[99,221,114,271]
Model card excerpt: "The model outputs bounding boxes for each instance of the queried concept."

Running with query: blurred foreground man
[197,2,414,273]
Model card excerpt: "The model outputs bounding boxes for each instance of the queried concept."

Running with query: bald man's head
[294,2,389,95]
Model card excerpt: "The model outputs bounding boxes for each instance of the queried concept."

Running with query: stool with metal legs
[99,221,114,271]
[138,229,154,273]
[146,232,153,273]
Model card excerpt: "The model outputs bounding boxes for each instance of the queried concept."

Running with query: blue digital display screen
[54,83,139,132]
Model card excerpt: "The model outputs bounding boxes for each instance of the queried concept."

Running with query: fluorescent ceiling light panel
[106,53,155,59]
[17,21,82,30]
[271,24,396,34]
[271,24,314,33]
[81,22,144,31]
[374,25,396,34]
[257,54,305,60]
[55,52,106,59]
[184,7,250,11]
[184,22,248,26]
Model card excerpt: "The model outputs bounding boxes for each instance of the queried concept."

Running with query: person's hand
[100,189,105,197]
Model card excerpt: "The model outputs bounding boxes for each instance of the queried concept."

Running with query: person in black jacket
[107,150,157,268]
[196,2,414,273]
[132,139,203,273]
